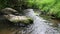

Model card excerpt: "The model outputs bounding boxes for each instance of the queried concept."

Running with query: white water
[23,9,60,34]
[0,9,60,34]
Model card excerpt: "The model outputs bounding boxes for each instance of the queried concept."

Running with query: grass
[26,0,60,18]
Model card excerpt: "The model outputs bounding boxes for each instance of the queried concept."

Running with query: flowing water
[0,9,60,34]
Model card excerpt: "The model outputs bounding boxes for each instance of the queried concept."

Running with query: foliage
[0,0,60,18]
[26,0,60,18]
[0,0,27,10]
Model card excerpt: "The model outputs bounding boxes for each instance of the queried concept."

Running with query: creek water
[0,9,60,34]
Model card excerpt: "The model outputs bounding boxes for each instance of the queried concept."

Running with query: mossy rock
[4,15,33,25]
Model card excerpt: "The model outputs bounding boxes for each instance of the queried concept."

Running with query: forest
[0,0,60,34]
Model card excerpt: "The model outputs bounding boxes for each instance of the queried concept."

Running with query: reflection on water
[0,9,60,34]
[0,23,33,34]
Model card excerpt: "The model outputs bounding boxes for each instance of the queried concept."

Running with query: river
[0,9,60,34]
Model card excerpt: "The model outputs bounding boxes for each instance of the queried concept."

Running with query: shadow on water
[0,9,60,34]
[0,22,34,34]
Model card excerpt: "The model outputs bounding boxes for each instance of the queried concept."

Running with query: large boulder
[4,14,33,24]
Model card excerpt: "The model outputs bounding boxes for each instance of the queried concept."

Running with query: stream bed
[0,16,60,34]
[0,9,60,34]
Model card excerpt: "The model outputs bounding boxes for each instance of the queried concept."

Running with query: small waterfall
[23,9,60,34]
[0,9,60,34]
[23,9,35,19]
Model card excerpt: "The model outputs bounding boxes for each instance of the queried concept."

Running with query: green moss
[19,17,33,24]
[9,16,33,24]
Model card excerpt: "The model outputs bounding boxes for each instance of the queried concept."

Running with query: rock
[1,8,20,15]
[4,14,33,25]
[1,8,33,26]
